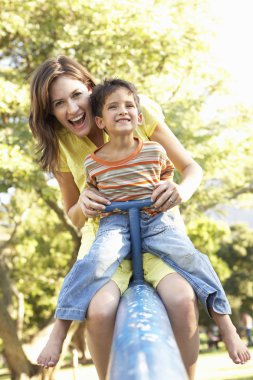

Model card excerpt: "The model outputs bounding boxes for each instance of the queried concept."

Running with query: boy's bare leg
[211,312,251,364]
[86,280,121,380]
[37,319,71,368]
[157,273,199,380]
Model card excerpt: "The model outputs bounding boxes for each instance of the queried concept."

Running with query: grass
[0,347,252,379]
[52,347,253,380]
[196,347,253,380]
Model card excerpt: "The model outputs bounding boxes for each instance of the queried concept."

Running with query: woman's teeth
[70,114,85,125]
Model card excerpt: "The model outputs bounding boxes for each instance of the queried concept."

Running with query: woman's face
[50,75,94,138]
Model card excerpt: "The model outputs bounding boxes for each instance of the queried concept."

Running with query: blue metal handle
[104,198,153,213]
[104,198,153,282]
[105,198,188,379]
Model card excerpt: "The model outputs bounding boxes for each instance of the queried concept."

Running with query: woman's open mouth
[69,113,86,127]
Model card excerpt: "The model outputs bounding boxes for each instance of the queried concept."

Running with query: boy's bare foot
[212,313,251,364]
[37,319,71,368]
[37,336,63,368]
[221,328,251,364]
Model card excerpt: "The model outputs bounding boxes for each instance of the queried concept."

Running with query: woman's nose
[67,100,78,113]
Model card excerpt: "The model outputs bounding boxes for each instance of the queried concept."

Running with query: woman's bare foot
[37,319,72,368]
[212,313,251,364]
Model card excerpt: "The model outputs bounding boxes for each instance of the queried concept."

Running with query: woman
[29,55,201,379]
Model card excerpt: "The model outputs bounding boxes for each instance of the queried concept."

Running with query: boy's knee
[87,300,118,325]
[173,289,195,305]
[86,283,120,325]
[167,287,198,318]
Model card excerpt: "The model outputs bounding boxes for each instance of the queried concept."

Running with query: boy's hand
[78,187,111,218]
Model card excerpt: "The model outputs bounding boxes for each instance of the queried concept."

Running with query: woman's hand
[151,180,187,212]
[78,187,111,218]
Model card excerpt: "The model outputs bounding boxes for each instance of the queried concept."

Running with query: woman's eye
[54,101,64,108]
[73,92,82,98]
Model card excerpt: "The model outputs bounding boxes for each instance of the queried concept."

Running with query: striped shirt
[85,138,174,214]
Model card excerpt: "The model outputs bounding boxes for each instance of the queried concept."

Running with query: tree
[0,0,252,377]
[218,223,253,314]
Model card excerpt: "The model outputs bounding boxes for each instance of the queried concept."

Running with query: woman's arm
[55,172,110,228]
[150,121,203,211]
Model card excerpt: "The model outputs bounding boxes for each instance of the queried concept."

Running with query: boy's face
[95,87,142,136]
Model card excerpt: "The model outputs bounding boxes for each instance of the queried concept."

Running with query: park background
[0,0,253,379]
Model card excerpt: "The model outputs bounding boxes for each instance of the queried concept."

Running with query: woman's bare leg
[157,273,199,380]
[86,280,121,380]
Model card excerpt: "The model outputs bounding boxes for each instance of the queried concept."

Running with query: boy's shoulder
[143,139,165,151]
[84,152,93,166]
[142,140,168,158]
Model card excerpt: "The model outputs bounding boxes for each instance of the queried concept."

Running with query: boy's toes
[243,351,251,363]
[48,360,57,367]
[37,355,51,368]
[37,356,46,367]
[230,351,242,364]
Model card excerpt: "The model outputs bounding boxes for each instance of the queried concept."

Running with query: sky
[204,0,253,227]
[207,0,253,106]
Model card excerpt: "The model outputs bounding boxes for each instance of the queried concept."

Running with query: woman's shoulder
[135,95,165,139]
[139,94,165,122]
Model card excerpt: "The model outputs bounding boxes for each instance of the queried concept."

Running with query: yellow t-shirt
[57,95,174,292]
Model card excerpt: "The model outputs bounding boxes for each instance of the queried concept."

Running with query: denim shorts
[55,209,231,321]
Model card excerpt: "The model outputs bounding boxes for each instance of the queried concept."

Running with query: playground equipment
[104,199,188,380]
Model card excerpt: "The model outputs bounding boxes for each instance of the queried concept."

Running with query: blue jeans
[55,211,231,321]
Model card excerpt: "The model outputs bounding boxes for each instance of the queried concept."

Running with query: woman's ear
[95,116,105,129]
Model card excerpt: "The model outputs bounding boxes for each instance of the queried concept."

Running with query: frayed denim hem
[206,292,232,318]
[54,307,85,321]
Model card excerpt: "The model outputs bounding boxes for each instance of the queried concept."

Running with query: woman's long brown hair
[29,55,97,173]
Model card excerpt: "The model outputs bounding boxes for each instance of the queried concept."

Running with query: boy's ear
[95,116,105,129]
[138,112,143,125]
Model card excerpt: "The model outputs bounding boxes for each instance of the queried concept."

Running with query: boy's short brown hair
[90,78,140,117]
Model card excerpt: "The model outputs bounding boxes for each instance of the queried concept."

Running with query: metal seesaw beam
[105,199,188,380]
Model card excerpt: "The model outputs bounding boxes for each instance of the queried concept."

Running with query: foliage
[0,0,252,370]
[218,223,253,313]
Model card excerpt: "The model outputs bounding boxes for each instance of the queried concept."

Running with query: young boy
[38,79,250,368]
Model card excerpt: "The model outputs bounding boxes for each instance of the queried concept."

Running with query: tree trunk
[0,298,39,379]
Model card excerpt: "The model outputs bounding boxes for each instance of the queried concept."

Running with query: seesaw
[104,199,188,380]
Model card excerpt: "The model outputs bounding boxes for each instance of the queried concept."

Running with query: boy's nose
[119,107,128,115]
